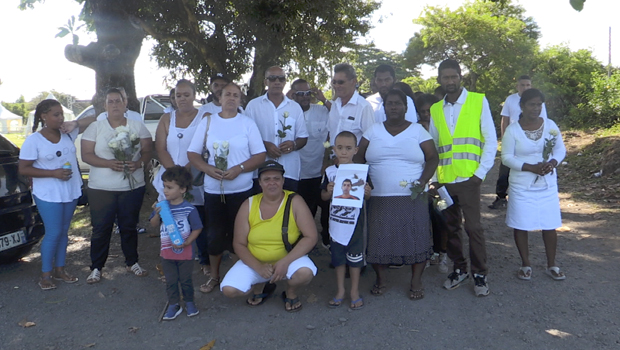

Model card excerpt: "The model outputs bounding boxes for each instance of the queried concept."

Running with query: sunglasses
[294,90,312,96]
[266,75,286,82]
[331,79,349,86]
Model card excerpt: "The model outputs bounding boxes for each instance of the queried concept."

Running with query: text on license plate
[0,230,26,252]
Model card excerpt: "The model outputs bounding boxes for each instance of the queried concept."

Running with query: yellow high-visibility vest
[430,92,485,183]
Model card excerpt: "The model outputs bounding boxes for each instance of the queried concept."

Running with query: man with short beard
[428,59,497,297]
[366,64,417,123]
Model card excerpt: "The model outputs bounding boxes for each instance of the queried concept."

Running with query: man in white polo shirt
[366,64,418,123]
[245,66,309,191]
[489,75,548,209]
[327,63,374,146]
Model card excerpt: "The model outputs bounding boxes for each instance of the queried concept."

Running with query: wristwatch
[239,164,245,171]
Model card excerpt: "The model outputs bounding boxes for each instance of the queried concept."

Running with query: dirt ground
[2,139,620,350]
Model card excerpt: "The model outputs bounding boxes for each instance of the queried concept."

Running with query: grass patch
[3,133,25,148]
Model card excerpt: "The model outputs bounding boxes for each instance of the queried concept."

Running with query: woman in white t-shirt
[501,89,567,281]
[188,83,266,293]
[356,89,438,300]
[18,99,94,290]
[81,88,153,284]
[154,79,210,275]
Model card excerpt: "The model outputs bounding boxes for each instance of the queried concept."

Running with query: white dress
[153,110,205,205]
[501,118,566,231]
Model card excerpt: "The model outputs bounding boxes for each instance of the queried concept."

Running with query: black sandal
[281,291,302,312]
[246,282,277,307]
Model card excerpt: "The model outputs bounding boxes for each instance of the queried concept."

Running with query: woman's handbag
[192,113,212,187]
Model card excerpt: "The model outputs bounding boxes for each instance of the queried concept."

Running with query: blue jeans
[33,196,78,273]
[88,187,145,270]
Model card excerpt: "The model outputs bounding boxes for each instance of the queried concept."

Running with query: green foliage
[343,44,411,93]
[532,45,605,123]
[1,102,28,123]
[402,76,439,94]
[55,15,85,46]
[567,71,620,128]
[404,0,540,118]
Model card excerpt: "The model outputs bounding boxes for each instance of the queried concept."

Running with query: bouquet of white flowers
[108,125,140,189]
[213,141,229,203]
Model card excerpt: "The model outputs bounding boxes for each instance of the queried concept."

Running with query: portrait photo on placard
[332,163,368,208]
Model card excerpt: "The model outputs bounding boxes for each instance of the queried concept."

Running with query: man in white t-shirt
[290,78,331,247]
[197,73,231,117]
[327,63,374,146]
[245,66,309,192]
[366,64,418,123]
[489,75,548,210]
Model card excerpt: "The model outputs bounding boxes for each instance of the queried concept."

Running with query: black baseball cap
[257,160,285,177]
[210,73,230,84]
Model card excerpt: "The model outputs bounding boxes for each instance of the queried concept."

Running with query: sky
[0,0,616,103]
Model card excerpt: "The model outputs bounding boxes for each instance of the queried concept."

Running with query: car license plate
[0,230,26,252]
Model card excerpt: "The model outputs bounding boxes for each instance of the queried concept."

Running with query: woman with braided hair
[18,99,94,290]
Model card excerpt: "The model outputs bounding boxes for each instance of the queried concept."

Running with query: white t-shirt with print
[82,119,151,191]
[363,122,432,197]
[187,113,266,194]
[19,128,82,202]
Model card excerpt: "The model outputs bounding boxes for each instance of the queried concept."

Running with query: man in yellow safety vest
[428,59,497,297]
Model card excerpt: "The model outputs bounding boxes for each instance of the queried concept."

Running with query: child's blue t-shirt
[150,200,203,260]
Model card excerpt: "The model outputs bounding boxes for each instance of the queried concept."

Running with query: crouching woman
[221,161,318,312]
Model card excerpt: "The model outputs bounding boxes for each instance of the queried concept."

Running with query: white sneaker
[473,274,490,297]
[438,253,449,274]
[87,268,101,284]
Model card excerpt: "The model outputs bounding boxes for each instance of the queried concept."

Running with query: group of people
[18,58,567,319]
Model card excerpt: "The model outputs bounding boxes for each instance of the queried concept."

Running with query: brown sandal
[38,276,57,291]
[199,277,220,293]
[53,271,79,284]
[409,288,424,300]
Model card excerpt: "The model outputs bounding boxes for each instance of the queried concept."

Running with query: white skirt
[506,184,561,231]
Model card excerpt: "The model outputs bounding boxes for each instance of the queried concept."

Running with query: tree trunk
[64,0,144,114]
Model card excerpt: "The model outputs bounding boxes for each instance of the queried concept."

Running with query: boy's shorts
[330,215,365,268]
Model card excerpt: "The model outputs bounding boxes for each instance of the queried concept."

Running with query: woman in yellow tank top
[220,161,318,312]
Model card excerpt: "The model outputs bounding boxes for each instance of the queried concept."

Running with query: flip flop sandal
[281,291,302,313]
[350,297,364,310]
[409,288,424,300]
[328,298,344,308]
[370,284,386,296]
[38,277,57,291]
[517,266,532,281]
[53,272,79,284]
[246,283,277,307]
[199,277,220,293]
[546,266,566,281]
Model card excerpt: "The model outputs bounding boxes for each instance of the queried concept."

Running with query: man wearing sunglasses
[366,64,418,124]
[290,78,332,248]
[245,66,308,192]
[326,63,374,146]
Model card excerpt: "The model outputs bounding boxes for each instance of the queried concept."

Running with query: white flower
[222,141,229,149]
[213,142,219,150]
[283,111,289,119]
[549,129,559,137]
[323,141,331,149]
[399,180,409,188]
